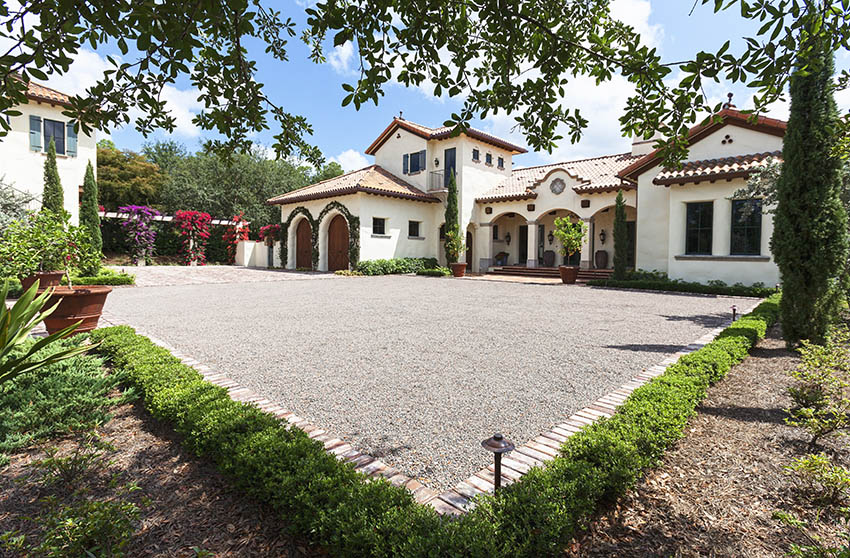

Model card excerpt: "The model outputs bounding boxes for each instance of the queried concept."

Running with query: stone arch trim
[317,201,360,268]
[280,207,317,269]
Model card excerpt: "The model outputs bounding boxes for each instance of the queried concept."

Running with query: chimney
[631,131,664,156]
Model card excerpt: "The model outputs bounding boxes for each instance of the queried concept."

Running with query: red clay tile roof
[618,108,787,183]
[365,117,528,155]
[23,79,73,107]
[476,152,641,202]
[267,165,440,205]
[652,151,782,186]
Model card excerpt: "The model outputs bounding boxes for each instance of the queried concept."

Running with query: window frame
[472,148,480,162]
[492,224,499,240]
[485,153,493,166]
[43,118,66,155]
[497,156,505,169]
[408,220,421,238]
[372,217,387,236]
[685,201,714,256]
[730,199,763,255]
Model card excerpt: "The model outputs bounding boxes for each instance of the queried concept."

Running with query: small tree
[42,138,64,214]
[79,161,102,262]
[443,170,459,263]
[119,205,159,265]
[772,39,849,345]
[553,217,587,265]
[0,178,33,231]
[612,190,628,279]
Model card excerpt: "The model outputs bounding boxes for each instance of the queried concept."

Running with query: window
[472,148,480,162]
[485,153,493,165]
[685,202,713,255]
[497,156,504,169]
[731,199,762,255]
[408,220,420,238]
[403,150,426,174]
[373,217,386,235]
[439,224,446,239]
[43,119,65,155]
[492,224,499,240]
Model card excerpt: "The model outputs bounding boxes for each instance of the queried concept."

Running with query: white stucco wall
[0,101,97,224]
[235,239,273,267]
[372,128,429,191]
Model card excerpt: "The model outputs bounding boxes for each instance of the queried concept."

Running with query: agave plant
[1,280,93,386]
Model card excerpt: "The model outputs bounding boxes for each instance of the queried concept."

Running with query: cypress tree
[612,189,628,279]
[42,137,64,213]
[771,37,848,345]
[444,169,459,263]
[80,160,102,255]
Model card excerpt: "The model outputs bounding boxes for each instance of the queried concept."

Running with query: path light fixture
[548,230,554,245]
[505,232,511,246]
[731,305,738,322]
[599,229,606,244]
[481,433,515,493]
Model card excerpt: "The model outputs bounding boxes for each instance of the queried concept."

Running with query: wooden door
[327,215,349,271]
[296,219,312,269]
[518,225,528,265]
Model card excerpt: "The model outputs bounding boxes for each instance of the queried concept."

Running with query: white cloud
[610,0,664,49]
[328,41,355,75]
[330,148,369,172]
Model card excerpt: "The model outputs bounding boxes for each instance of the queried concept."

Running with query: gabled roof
[476,152,641,202]
[653,151,782,186]
[22,79,73,108]
[618,108,787,183]
[365,117,528,156]
[267,165,440,205]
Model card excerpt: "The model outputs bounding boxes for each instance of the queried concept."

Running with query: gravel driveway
[103,274,756,490]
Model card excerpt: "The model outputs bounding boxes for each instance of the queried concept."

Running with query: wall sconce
[599,229,606,244]
[547,231,554,245]
[434,158,440,167]
[505,232,512,245]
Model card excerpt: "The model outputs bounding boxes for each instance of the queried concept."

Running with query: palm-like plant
[1,280,93,386]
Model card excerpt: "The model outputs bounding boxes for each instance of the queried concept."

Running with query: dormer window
[497,156,505,169]
[403,150,426,174]
[485,153,493,166]
[472,148,480,162]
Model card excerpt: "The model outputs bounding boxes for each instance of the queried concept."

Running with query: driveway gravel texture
[103,274,756,491]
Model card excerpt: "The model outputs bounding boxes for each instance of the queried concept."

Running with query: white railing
[428,170,446,191]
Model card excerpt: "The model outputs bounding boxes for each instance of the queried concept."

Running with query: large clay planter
[43,286,112,335]
[20,271,64,292]
[449,262,468,278]
[559,265,579,284]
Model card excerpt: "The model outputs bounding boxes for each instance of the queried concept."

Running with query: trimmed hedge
[416,267,451,277]
[91,293,781,557]
[587,278,778,298]
[355,257,439,276]
[2,270,135,298]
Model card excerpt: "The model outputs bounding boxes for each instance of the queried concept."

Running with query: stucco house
[262,103,785,286]
[0,80,97,224]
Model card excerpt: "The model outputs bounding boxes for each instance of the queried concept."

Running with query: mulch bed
[570,324,848,557]
[0,402,324,557]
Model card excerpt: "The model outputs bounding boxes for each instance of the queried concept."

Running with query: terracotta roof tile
[653,151,782,186]
[267,165,439,205]
[24,80,72,107]
[365,117,527,155]
[477,152,641,202]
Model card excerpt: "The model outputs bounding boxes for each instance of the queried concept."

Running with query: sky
[40,0,850,171]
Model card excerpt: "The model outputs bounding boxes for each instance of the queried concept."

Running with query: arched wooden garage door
[327,214,349,271]
[296,219,312,269]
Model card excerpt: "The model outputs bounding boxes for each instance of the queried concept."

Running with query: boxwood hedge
[91,293,781,557]
[587,278,778,298]
[355,257,439,276]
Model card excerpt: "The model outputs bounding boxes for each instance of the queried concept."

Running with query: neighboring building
[266,105,785,286]
[0,80,97,224]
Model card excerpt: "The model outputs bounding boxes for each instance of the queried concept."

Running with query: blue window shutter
[419,150,426,171]
[403,153,409,174]
[66,121,77,157]
[29,115,42,151]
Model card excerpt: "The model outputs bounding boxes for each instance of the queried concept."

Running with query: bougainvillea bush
[258,224,281,243]
[174,210,211,265]
[222,214,250,264]
[118,205,159,265]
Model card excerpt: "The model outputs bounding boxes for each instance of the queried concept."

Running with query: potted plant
[552,217,587,284]
[444,227,467,277]
[0,211,68,290]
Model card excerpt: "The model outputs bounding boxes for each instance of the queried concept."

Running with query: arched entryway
[327,214,349,271]
[295,218,312,269]
[465,228,473,269]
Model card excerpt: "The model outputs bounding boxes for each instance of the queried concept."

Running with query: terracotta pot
[449,262,467,278]
[20,271,64,292]
[43,286,112,336]
[559,265,579,284]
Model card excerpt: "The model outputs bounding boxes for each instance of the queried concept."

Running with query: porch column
[526,219,538,268]
[477,222,494,273]
[580,217,592,270]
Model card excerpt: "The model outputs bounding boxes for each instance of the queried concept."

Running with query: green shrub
[587,277,778,298]
[334,269,363,276]
[416,267,451,277]
[356,257,439,276]
[89,294,782,558]
[787,453,850,508]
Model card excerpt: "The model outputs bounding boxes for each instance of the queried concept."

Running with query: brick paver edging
[98,299,759,516]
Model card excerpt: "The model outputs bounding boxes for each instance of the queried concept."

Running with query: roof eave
[653,169,756,186]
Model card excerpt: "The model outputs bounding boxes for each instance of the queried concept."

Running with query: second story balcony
[427,170,447,191]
